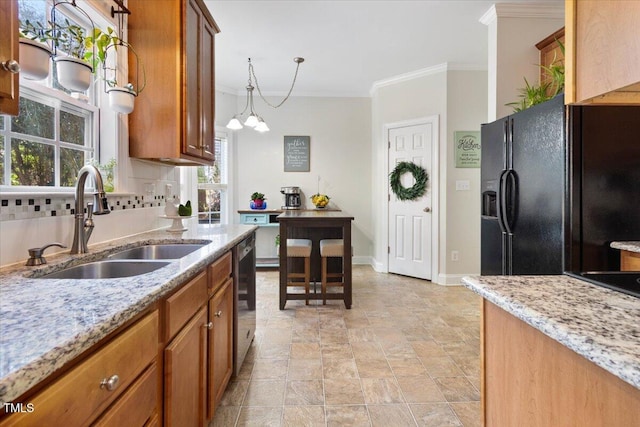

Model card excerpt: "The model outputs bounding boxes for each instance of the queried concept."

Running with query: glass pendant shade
[255,119,269,133]
[244,114,259,128]
[226,116,243,130]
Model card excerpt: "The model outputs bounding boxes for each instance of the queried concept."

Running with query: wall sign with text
[284,136,310,172]
[454,131,481,168]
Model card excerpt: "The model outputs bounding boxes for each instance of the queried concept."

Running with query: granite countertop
[0,220,257,405]
[611,241,640,254]
[462,275,640,390]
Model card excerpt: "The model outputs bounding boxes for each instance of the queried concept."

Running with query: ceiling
[205,0,562,98]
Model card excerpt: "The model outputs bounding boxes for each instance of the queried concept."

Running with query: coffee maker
[281,186,302,210]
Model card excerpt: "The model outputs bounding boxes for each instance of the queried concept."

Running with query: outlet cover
[455,180,470,191]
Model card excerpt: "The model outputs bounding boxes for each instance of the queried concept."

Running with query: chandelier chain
[249,61,302,109]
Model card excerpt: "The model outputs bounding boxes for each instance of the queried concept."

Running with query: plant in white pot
[101,42,146,114]
[50,19,94,92]
[18,19,53,81]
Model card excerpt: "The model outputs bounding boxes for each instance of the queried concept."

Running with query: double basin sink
[39,243,208,280]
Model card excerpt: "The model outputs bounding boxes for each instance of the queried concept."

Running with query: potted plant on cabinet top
[250,192,267,210]
[18,19,53,81]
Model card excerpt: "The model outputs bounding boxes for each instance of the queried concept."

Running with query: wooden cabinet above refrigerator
[128,0,220,165]
[565,0,640,105]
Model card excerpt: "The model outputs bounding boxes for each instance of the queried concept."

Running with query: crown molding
[480,2,564,26]
[369,63,486,96]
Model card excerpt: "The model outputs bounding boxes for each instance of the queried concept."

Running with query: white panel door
[388,123,433,280]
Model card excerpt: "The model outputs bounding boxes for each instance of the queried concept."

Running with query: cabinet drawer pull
[214,310,222,317]
[204,321,214,329]
[2,60,20,74]
[100,374,120,391]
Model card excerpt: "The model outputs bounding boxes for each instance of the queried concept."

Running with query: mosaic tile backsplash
[0,194,166,221]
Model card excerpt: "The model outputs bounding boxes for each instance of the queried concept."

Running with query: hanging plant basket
[390,161,429,201]
[107,87,136,114]
[54,56,93,92]
[19,38,52,81]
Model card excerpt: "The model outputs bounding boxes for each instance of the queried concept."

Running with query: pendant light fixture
[226,57,304,133]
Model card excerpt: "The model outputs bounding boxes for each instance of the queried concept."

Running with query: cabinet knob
[2,60,20,74]
[423,207,431,213]
[100,374,120,391]
[204,321,214,329]
[214,310,222,317]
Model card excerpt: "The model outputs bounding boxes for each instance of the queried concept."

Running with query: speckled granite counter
[611,241,640,254]
[0,220,257,405]
[462,275,640,390]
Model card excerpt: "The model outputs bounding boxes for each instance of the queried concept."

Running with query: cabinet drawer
[93,362,158,427]
[209,251,232,294]
[0,311,159,427]
[165,270,207,341]
[241,214,268,225]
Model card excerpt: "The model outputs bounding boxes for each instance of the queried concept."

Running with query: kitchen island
[611,241,640,271]
[463,274,640,426]
[277,210,354,309]
[0,221,256,416]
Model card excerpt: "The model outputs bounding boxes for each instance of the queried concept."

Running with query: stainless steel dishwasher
[233,232,256,375]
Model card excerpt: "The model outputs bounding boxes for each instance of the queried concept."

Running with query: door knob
[423,207,431,212]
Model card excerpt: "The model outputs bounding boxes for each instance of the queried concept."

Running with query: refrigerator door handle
[497,169,508,233]
[502,170,517,234]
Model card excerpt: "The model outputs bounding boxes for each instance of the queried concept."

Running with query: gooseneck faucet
[71,165,111,254]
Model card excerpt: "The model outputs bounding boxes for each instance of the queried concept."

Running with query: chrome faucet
[70,165,111,254]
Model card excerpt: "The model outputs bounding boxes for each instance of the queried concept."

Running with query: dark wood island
[277,210,354,309]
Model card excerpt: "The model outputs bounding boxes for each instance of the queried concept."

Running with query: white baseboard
[436,273,468,286]
[353,255,374,266]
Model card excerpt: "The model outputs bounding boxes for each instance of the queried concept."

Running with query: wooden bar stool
[320,239,348,305]
[286,239,312,305]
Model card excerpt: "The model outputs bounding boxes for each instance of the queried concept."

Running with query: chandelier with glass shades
[226,57,304,133]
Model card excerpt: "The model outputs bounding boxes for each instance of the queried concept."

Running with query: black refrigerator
[481,94,640,276]
[481,95,565,275]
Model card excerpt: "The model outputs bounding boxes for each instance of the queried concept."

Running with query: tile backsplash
[0,193,170,267]
[0,193,166,221]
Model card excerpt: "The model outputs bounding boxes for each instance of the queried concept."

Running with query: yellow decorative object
[311,193,330,208]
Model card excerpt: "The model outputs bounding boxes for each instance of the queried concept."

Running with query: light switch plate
[456,180,470,191]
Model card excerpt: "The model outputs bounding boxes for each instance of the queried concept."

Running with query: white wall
[445,70,487,281]
[370,66,487,284]
[481,3,564,121]
[229,95,373,263]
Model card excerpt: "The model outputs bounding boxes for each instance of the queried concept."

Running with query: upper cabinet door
[0,0,19,116]
[565,0,640,104]
[128,0,219,165]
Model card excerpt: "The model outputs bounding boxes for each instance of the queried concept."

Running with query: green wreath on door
[390,161,428,201]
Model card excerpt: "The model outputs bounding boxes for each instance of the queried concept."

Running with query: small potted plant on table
[250,192,267,210]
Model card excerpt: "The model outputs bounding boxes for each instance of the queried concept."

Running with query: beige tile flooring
[211,266,482,427]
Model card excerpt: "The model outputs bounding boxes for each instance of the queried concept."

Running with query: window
[0,0,110,190]
[197,136,228,224]
[0,87,96,187]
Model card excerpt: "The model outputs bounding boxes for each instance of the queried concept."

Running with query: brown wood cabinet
[482,300,640,426]
[0,311,159,427]
[164,306,208,427]
[621,250,640,271]
[128,0,220,165]
[0,0,19,115]
[565,0,640,104]
[0,249,241,426]
[207,277,233,419]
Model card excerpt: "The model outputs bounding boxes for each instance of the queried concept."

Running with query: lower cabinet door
[164,307,208,427]
[207,277,234,420]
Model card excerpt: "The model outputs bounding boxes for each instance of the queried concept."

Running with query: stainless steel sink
[40,260,171,279]
[108,244,206,260]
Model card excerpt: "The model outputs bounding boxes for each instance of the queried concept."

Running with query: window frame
[1,0,122,193]
[0,82,99,191]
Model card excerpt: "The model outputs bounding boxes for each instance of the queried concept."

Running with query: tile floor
[211,266,482,426]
